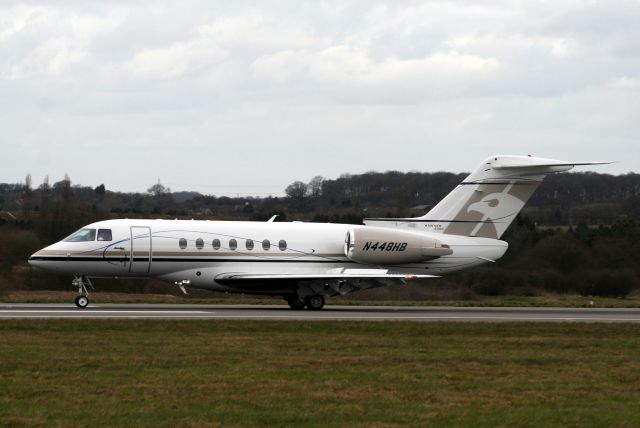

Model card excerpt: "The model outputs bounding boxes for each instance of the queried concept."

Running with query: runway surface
[2,303,640,322]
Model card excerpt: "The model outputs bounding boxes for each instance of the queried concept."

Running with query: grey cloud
[0,0,637,195]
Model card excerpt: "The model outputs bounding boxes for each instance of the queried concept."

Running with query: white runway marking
[164,315,640,321]
[0,310,209,314]
[2,315,640,322]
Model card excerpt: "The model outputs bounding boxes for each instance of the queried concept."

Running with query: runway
[2,303,640,322]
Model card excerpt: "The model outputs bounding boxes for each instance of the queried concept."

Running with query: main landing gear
[305,295,325,311]
[286,295,325,310]
[72,275,92,308]
[286,296,306,310]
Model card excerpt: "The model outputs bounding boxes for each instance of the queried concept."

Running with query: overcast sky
[1,1,638,196]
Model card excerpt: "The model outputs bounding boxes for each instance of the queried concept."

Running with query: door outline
[129,226,151,274]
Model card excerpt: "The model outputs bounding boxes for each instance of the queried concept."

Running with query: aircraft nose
[28,250,44,266]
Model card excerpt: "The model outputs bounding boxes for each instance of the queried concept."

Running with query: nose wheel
[75,295,89,308]
[72,275,93,309]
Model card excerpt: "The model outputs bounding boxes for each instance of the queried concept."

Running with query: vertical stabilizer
[364,155,610,239]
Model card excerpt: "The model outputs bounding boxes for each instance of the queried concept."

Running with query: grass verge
[0,320,639,427]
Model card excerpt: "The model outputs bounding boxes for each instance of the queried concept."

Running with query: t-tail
[364,155,611,239]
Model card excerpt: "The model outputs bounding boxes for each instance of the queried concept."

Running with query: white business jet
[29,155,608,309]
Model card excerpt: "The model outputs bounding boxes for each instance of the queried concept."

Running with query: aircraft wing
[215,269,438,283]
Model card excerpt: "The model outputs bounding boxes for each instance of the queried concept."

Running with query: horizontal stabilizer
[364,154,612,239]
[493,159,613,170]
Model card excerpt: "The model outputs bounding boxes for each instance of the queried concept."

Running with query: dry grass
[1,321,640,427]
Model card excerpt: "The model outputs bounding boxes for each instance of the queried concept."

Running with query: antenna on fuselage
[267,215,278,222]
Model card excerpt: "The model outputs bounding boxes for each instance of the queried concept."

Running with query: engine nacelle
[344,227,453,265]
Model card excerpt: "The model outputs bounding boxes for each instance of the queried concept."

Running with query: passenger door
[129,226,151,274]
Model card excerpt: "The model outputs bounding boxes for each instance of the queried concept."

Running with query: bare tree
[39,175,50,207]
[285,181,308,199]
[308,176,324,197]
[285,181,309,210]
[37,175,53,241]
[147,179,171,196]
[21,173,33,219]
[62,173,72,203]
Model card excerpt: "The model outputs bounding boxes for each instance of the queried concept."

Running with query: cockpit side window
[64,228,96,242]
[97,229,112,241]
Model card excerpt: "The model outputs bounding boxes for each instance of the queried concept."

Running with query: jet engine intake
[344,227,452,265]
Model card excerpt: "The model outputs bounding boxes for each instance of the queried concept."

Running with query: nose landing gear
[74,295,89,308]
[72,275,92,308]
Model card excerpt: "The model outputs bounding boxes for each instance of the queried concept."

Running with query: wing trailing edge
[215,270,438,283]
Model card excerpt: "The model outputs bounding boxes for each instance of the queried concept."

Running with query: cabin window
[246,239,254,250]
[97,229,112,241]
[196,238,204,250]
[179,238,187,249]
[212,239,220,250]
[279,240,287,251]
[229,239,237,250]
[64,228,96,242]
[262,239,270,250]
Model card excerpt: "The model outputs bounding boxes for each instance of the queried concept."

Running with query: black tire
[286,297,306,310]
[305,295,325,311]
[75,295,89,308]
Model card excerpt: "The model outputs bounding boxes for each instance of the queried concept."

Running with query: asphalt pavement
[2,303,640,322]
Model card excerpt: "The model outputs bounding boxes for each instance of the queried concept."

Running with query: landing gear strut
[286,296,306,310]
[305,294,325,311]
[72,275,92,308]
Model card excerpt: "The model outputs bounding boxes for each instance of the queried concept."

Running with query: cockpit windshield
[63,228,96,242]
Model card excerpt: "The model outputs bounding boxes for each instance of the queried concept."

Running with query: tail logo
[442,183,538,239]
[467,193,521,221]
